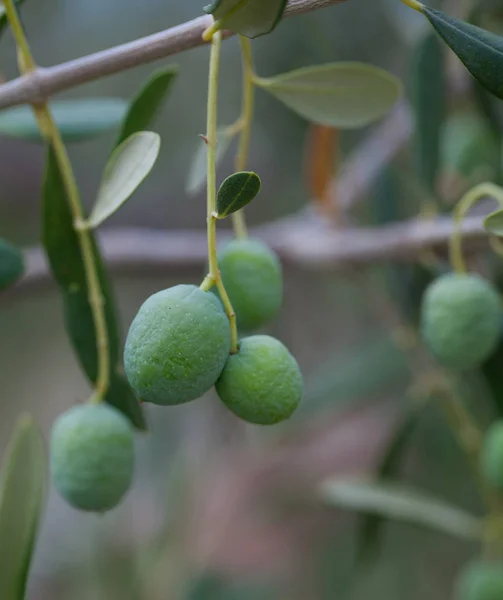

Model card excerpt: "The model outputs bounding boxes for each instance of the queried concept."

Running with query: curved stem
[449,182,503,274]
[201,32,239,354]
[231,36,255,239]
[3,0,110,402]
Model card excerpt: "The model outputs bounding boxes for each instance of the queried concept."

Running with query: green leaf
[409,31,446,193]
[204,0,287,38]
[484,208,503,236]
[0,0,26,39]
[87,131,160,228]
[0,238,24,291]
[186,126,236,196]
[42,147,146,430]
[216,171,261,218]
[257,63,402,128]
[116,66,178,147]
[0,414,46,600]
[0,99,128,143]
[355,409,421,563]
[321,479,481,540]
[423,7,503,100]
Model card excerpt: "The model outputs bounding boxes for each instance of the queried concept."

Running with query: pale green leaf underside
[216,170,261,217]
[321,478,481,540]
[258,62,402,128]
[0,414,46,600]
[186,126,236,196]
[88,131,160,228]
[0,98,128,142]
[204,0,287,39]
[484,209,503,237]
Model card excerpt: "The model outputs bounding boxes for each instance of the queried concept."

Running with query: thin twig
[0,0,346,110]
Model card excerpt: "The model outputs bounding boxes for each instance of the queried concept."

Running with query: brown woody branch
[0,0,347,110]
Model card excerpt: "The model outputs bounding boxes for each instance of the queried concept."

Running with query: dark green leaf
[356,409,420,563]
[42,147,146,429]
[204,0,288,39]
[0,414,46,600]
[257,63,401,128]
[116,66,178,146]
[0,99,128,143]
[480,324,503,418]
[0,238,24,291]
[423,7,503,100]
[186,126,236,196]
[216,171,261,218]
[88,131,160,228]
[106,374,147,432]
[0,0,26,39]
[321,479,481,540]
[409,31,446,193]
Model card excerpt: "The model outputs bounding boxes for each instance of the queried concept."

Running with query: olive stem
[2,0,110,403]
[449,182,503,274]
[202,0,250,41]
[202,31,239,354]
[231,36,255,240]
[399,0,424,11]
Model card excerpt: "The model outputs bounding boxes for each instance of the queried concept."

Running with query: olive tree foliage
[1,0,503,598]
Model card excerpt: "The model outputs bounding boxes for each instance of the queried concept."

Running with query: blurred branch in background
[18,213,484,285]
[0,0,347,110]
[13,100,489,292]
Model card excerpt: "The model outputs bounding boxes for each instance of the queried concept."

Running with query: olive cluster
[50,239,303,512]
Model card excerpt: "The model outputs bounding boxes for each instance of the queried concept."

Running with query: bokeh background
[1,0,502,598]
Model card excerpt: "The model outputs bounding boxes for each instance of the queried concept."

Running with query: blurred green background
[1,0,501,598]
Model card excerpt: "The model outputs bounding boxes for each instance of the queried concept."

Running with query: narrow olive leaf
[186,126,235,196]
[321,479,481,540]
[87,132,160,228]
[115,66,178,146]
[216,171,261,218]
[0,98,128,143]
[42,147,146,430]
[0,238,24,291]
[0,414,46,600]
[409,31,446,193]
[423,7,503,100]
[256,63,401,128]
[0,0,26,39]
[355,409,420,563]
[484,209,503,237]
[204,0,288,39]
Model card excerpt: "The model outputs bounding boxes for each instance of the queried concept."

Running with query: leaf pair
[204,0,287,39]
[42,67,176,429]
